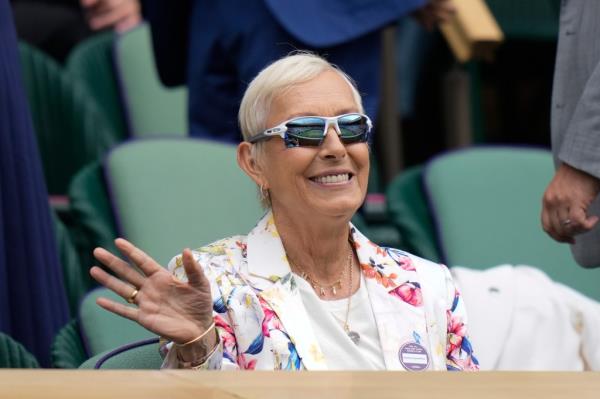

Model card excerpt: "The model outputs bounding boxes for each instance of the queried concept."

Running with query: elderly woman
[90,53,478,371]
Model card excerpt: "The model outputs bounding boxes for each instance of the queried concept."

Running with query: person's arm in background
[80,0,141,32]
[542,46,600,267]
[139,0,191,87]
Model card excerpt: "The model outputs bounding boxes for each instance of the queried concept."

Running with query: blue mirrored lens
[338,114,369,140]
[286,117,325,139]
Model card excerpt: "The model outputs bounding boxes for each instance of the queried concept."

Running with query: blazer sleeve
[441,265,480,371]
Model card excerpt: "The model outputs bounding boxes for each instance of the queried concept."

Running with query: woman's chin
[306,199,362,220]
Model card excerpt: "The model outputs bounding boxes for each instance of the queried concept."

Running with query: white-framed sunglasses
[248,113,372,148]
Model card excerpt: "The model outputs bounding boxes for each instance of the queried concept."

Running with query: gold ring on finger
[126,289,139,304]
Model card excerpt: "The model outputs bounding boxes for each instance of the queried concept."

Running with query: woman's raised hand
[90,238,214,344]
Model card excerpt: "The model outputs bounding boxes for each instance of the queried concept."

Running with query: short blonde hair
[238,52,364,141]
[238,52,365,209]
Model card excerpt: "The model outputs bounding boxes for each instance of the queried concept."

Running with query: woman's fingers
[96,296,138,322]
[90,265,140,302]
[93,247,145,288]
[115,238,162,276]
[182,249,208,288]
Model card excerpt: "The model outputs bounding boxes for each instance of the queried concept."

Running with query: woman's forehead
[269,71,358,121]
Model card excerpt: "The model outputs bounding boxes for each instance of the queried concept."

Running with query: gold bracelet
[177,340,221,370]
[174,321,216,347]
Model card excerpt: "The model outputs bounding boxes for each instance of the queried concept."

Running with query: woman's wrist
[176,336,220,369]
[175,321,216,347]
[175,325,219,364]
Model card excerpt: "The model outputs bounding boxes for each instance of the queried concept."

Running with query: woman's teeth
[312,173,350,184]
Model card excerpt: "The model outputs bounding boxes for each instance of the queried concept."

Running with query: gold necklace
[343,252,360,345]
[298,250,352,297]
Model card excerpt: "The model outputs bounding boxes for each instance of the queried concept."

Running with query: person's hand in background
[542,162,600,243]
[413,0,456,31]
[80,0,141,33]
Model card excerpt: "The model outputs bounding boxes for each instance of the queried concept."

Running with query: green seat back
[80,289,156,356]
[105,138,264,266]
[51,319,87,369]
[19,42,118,195]
[65,162,142,359]
[386,165,441,262]
[0,333,39,368]
[424,147,600,300]
[68,161,119,273]
[66,32,128,141]
[79,338,162,369]
[113,23,187,137]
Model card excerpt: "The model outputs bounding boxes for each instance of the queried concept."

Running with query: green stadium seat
[386,165,441,262]
[67,161,120,274]
[113,23,187,137]
[18,42,118,195]
[105,138,263,265]
[79,338,162,369]
[79,288,156,356]
[51,319,87,369]
[50,162,119,368]
[423,146,600,301]
[50,289,156,367]
[51,288,156,368]
[0,333,39,368]
[66,32,128,141]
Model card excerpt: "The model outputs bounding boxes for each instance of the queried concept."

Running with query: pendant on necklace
[332,281,342,296]
[347,330,361,345]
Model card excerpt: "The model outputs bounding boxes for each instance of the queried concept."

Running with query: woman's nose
[319,125,346,158]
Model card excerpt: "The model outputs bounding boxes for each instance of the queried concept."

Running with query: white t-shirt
[294,273,386,370]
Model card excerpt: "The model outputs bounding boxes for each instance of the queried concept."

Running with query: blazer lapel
[351,226,433,371]
[245,212,327,370]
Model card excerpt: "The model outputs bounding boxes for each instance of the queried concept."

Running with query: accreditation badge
[398,341,430,371]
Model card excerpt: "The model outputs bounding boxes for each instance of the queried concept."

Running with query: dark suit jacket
[143,0,424,141]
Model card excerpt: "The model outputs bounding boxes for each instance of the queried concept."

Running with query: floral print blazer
[161,211,478,371]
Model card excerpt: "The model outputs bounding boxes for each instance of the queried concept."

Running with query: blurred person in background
[11,0,141,62]
[0,0,70,366]
[542,0,600,268]
[142,0,455,142]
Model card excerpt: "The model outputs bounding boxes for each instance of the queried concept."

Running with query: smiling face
[256,69,370,221]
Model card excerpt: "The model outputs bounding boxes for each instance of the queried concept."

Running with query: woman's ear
[237,142,266,187]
